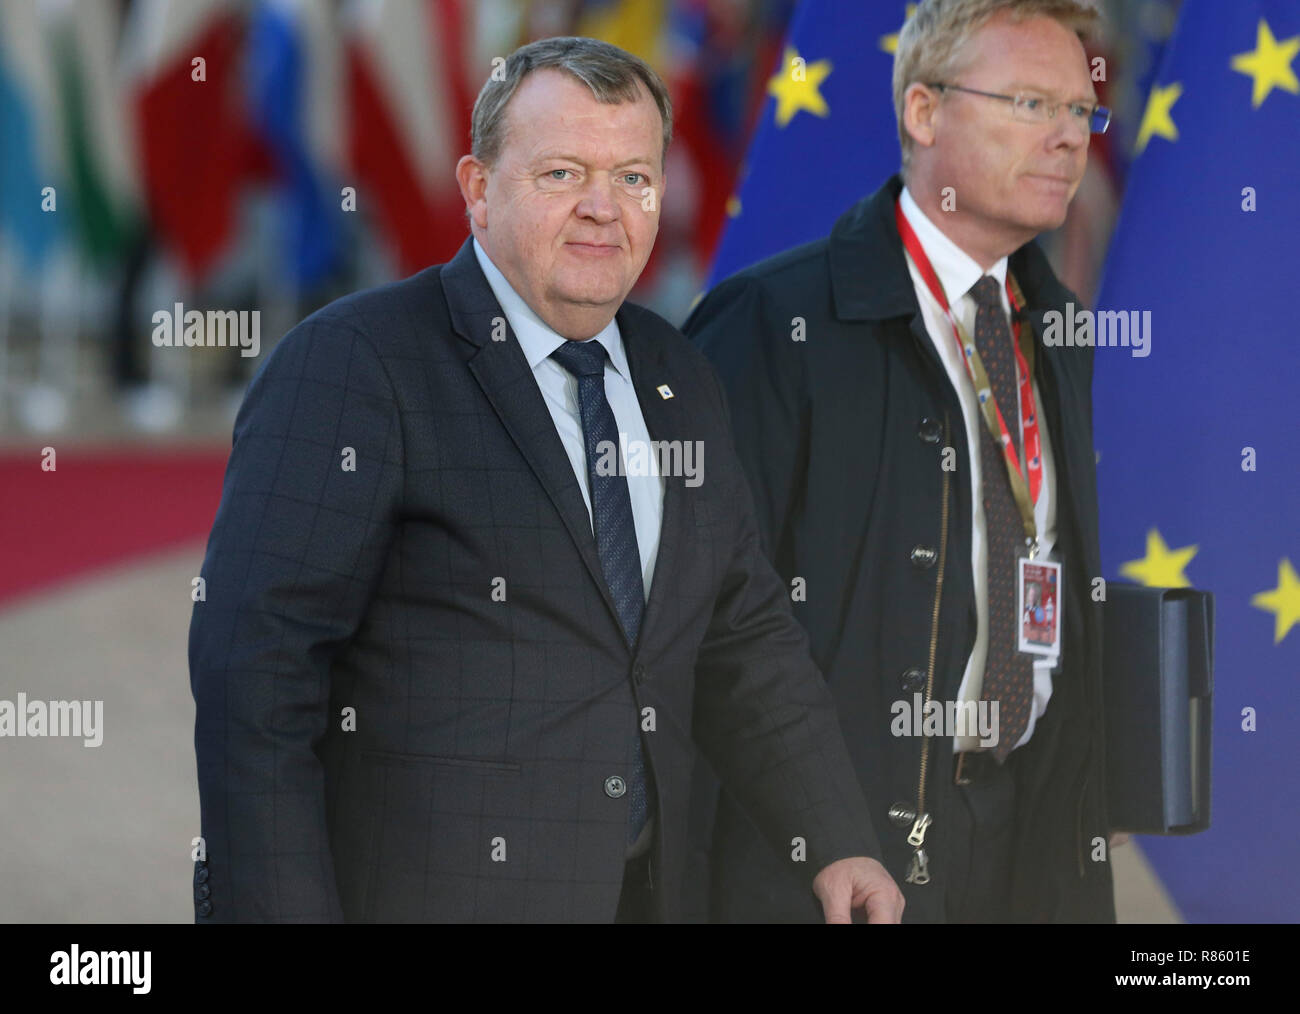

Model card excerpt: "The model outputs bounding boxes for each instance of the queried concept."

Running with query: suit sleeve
[189,315,404,922]
[686,343,883,886]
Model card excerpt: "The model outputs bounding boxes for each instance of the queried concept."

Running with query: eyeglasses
[929,82,1111,135]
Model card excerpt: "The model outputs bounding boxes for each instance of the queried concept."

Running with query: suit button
[917,417,942,444]
[633,663,646,685]
[195,865,209,884]
[899,667,926,693]
[910,545,937,568]
[195,883,210,900]
[604,775,627,798]
[197,900,213,917]
[888,802,916,828]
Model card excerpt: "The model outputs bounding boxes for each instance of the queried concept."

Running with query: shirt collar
[472,237,628,379]
[899,186,1008,305]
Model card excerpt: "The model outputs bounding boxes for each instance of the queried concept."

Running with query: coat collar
[828,173,1076,325]
[831,176,1085,598]
[441,237,669,368]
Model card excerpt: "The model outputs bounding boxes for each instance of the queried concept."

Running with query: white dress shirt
[473,238,665,604]
[898,187,1061,754]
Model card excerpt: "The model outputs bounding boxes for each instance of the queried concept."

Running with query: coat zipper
[1076,770,1088,877]
[905,413,952,886]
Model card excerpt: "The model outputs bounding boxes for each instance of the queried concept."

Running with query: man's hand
[812,856,905,924]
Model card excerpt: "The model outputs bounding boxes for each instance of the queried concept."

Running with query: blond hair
[892,0,1101,174]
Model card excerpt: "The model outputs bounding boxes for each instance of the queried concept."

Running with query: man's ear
[456,154,490,230]
[902,82,941,151]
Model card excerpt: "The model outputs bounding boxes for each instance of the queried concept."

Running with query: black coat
[188,238,882,922]
[685,175,1115,922]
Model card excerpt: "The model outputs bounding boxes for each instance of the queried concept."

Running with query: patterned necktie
[969,276,1035,763]
[549,338,650,841]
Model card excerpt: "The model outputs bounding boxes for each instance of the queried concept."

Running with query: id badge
[1018,558,1061,656]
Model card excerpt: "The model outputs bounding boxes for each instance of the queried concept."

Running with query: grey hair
[470,36,673,169]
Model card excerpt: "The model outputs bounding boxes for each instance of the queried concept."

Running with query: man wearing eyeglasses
[685,0,1116,923]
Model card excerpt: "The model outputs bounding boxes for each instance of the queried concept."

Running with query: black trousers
[615,850,659,924]
[942,749,1018,923]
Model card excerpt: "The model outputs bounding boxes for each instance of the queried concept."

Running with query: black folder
[1102,584,1214,834]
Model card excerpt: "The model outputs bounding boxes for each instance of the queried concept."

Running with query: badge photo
[1018,558,1062,656]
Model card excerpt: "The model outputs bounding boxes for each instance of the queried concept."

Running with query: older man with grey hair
[687,0,1116,922]
[190,35,903,924]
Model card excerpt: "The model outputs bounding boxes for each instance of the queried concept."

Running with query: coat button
[198,900,213,917]
[195,865,209,884]
[633,663,646,685]
[910,545,937,568]
[887,802,916,828]
[195,883,211,900]
[899,667,926,693]
[917,417,942,444]
[604,775,627,798]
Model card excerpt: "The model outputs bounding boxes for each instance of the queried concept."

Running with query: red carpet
[0,447,231,607]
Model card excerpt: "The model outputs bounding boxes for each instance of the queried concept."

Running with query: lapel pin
[657,384,674,400]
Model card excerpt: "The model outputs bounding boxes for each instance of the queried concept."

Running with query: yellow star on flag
[1251,558,1300,644]
[1230,18,1300,108]
[1120,528,1198,588]
[1135,82,1183,153]
[880,4,919,55]
[768,46,832,127]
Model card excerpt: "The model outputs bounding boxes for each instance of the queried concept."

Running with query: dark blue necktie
[549,338,650,842]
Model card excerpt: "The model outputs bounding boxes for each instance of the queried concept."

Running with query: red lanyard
[895,199,1043,530]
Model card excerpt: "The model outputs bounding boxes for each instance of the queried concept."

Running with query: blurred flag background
[0,0,799,437]
[1092,0,1300,923]
[5,0,1290,925]
[0,0,1165,434]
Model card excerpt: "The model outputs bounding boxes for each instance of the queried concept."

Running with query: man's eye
[548,169,572,180]
[622,173,645,186]
[1069,104,1091,119]
[1022,97,1043,111]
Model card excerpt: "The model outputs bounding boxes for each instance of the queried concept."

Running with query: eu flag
[706,0,917,286]
[1094,0,1300,922]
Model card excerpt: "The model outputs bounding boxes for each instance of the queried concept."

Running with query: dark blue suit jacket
[189,238,882,922]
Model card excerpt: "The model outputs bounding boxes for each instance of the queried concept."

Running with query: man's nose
[575,175,621,223]
[1050,108,1091,150]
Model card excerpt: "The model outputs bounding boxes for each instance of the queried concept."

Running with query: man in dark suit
[685,0,1115,922]
[188,35,903,924]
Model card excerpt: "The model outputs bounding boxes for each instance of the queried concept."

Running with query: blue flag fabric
[1093,0,1300,922]
[247,1,344,292]
[707,0,914,286]
[0,43,61,270]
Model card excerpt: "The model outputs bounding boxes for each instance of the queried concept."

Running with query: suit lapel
[618,307,689,645]
[441,241,624,636]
